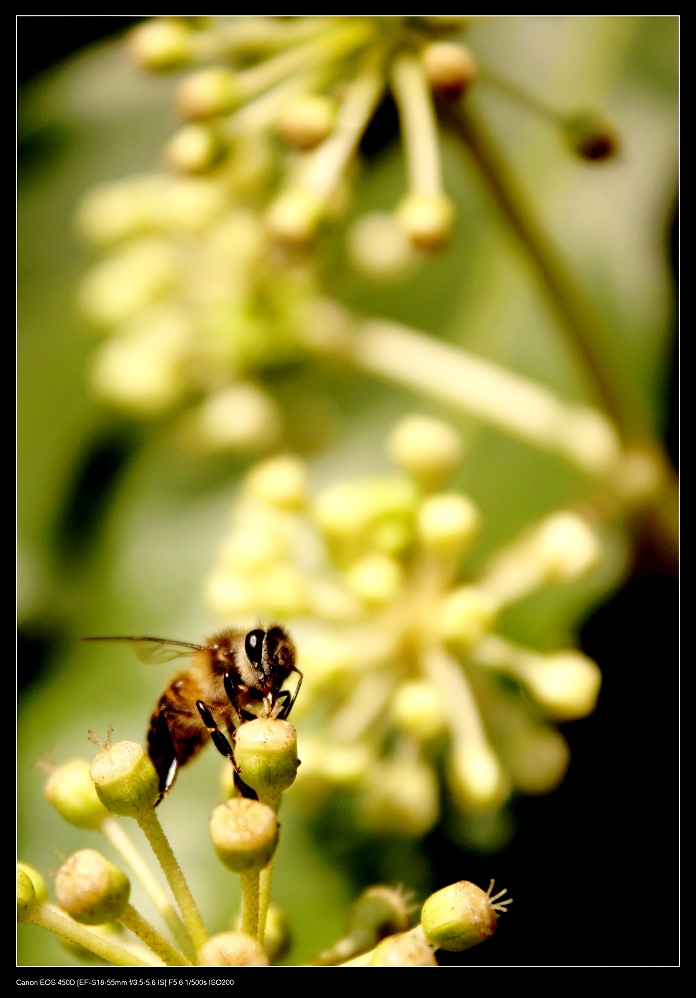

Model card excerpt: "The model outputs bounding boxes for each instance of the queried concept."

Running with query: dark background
[17,15,679,968]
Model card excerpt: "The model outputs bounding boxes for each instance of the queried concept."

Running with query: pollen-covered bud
[176,67,240,120]
[210,798,279,873]
[421,879,512,952]
[90,740,160,817]
[276,94,337,150]
[45,759,111,829]
[422,42,478,99]
[55,850,131,926]
[17,866,37,923]
[128,18,194,72]
[232,718,299,799]
[387,415,464,490]
[563,109,620,161]
[198,931,270,966]
[396,192,455,251]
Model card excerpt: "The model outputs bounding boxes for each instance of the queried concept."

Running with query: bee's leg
[223,671,244,728]
[197,700,259,801]
[147,708,180,805]
[274,668,303,719]
[196,700,234,762]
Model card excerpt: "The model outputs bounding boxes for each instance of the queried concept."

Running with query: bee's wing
[80,636,204,664]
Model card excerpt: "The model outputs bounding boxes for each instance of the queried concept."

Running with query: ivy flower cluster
[203,415,602,846]
[18,719,511,966]
[76,16,618,461]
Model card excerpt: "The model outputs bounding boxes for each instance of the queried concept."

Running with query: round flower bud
[90,740,160,817]
[55,850,130,926]
[245,455,309,510]
[438,586,497,648]
[422,880,512,952]
[195,384,282,453]
[521,652,601,720]
[396,192,455,250]
[346,553,404,607]
[45,759,110,830]
[359,759,439,837]
[368,926,437,966]
[448,743,509,810]
[210,798,279,873]
[504,724,569,796]
[198,931,269,966]
[128,18,194,72]
[417,493,480,556]
[387,415,463,489]
[347,212,417,282]
[17,863,47,904]
[17,866,37,923]
[563,110,619,161]
[265,189,324,246]
[233,719,299,798]
[176,67,240,120]
[390,680,447,742]
[276,95,337,149]
[422,42,478,98]
[347,886,412,942]
[165,124,223,174]
[533,512,601,582]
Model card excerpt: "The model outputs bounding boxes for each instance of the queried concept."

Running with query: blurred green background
[18,16,678,966]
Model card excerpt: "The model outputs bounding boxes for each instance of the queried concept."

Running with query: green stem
[119,904,193,967]
[239,870,261,940]
[443,103,678,570]
[28,902,151,967]
[102,816,195,961]
[444,102,647,442]
[137,809,208,954]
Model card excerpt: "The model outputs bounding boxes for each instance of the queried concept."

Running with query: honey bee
[81,625,301,803]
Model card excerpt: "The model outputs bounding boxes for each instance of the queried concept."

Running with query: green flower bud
[17,866,37,924]
[276,95,337,150]
[176,67,240,120]
[421,880,512,952]
[129,18,194,72]
[439,585,497,647]
[563,110,619,161]
[347,212,417,282]
[417,493,480,556]
[346,553,404,607]
[387,415,463,489]
[198,931,269,966]
[359,759,439,837]
[17,863,47,904]
[244,455,309,511]
[396,192,455,250]
[210,798,279,873]
[390,680,447,742]
[422,42,478,98]
[368,926,437,966]
[90,740,160,817]
[265,189,324,247]
[55,850,131,926]
[347,886,412,942]
[45,759,110,829]
[233,904,290,964]
[165,124,224,174]
[233,719,299,798]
